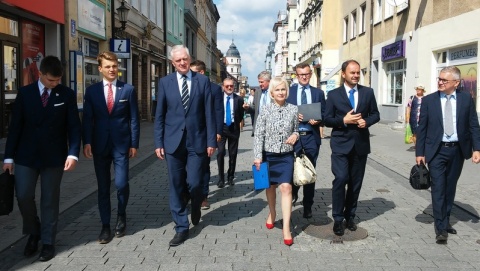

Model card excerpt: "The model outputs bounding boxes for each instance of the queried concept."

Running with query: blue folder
[252,162,270,190]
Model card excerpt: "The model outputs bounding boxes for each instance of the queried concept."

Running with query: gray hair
[257,71,271,81]
[170,45,190,60]
[440,66,461,80]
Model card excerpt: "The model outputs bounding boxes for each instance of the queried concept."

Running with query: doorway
[1,41,19,138]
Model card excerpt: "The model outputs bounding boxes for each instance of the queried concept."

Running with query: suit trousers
[429,145,464,234]
[202,156,211,197]
[217,124,240,181]
[166,132,206,233]
[93,146,130,225]
[331,149,367,222]
[14,164,64,245]
[293,134,320,209]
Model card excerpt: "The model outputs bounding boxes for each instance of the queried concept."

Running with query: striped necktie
[41,88,49,107]
[181,75,189,111]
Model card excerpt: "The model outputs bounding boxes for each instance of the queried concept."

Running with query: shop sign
[110,39,131,59]
[450,45,477,62]
[78,0,106,40]
[84,38,99,58]
[381,40,405,62]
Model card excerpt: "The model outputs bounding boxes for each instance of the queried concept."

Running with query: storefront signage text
[450,46,477,61]
[381,40,405,62]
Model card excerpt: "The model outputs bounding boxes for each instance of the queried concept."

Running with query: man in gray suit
[243,71,271,136]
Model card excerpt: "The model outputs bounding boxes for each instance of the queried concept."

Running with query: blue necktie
[301,86,307,105]
[226,96,232,126]
[349,89,355,109]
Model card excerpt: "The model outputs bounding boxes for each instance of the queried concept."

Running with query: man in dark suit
[286,63,326,219]
[2,56,81,261]
[190,60,223,209]
[82,51,140,244]
[416,66,480,244]
[243,71,272,136]
[324,60,380,236]
[154,45,216,246]
[217,78,245,188]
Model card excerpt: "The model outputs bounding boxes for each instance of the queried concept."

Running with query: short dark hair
[341,59,360,72]
[39,56,63,77]
[97,51,118,66]
[295,63,311,71]
[190,60,206,72]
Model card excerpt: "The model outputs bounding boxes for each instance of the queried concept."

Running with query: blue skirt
[265,152,294,184]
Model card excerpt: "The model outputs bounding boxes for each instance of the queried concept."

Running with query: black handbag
[0,170,15,216]
[409,163,431,190]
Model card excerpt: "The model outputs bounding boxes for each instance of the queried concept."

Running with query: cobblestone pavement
[1,119,480,271]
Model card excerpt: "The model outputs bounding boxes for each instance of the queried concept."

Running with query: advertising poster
[457,63,477,102]
[22,20,45,86]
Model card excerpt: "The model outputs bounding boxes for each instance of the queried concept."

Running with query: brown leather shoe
[201,198,210,210]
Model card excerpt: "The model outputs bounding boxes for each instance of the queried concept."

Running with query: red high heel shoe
[266,223,274,229]
[284,238,293,246]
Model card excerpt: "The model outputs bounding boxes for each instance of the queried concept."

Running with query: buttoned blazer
[82,81,140,155]
[211,83,224,135]
[324,84,380,155]
[154,72,216,154]
[287,85,326,145]
[4,82,81,168]
[415,91,480,162]
[224,93,245,135]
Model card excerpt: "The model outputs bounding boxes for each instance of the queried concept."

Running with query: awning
[321,63,342,82]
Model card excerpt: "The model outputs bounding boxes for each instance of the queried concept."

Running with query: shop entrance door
[1,42,20,138]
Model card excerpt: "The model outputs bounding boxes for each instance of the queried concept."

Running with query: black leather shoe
[303,207,312,219]
[346,220,357,231]
[333,221,345,236]
[115,215,126,237]
[436,232,448,244]
[24,234,40,256]
[169,231,189,247]
[39,244,55,262]
[217,179,225,188]
[191,206,201,226]
[98,225,111,244]
[447,224,457,234]
[227,176,235,186]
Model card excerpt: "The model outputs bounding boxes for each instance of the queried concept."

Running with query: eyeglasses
[437,77,458,84]
[296,73,311,77]
[224,85,234,88]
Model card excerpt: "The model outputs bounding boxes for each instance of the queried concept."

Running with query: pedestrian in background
[253,77,299,246]
[324,60,380,236]
[247,88,256,136]
[82,51,140,244]
[190,60,223,210]
[415,66,480,244]
[243,71,272,137]
[238,88,247,132]
[286,63,326,219]
[154,45,216,247]
[3,56,81,261]
[406,84,426,147]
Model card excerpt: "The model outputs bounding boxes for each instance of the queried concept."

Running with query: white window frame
[384,1,395,19]
[374,0,382,24]
[351,10,357,39]
[385,60,406,105]
[360,3,366,34]
[343,16,349,43]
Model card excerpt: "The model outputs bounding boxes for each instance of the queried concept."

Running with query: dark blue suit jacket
[211,83,224,135]
[82,81,140,154]
[324,84,380,155]
[287,85,326,145]
[154,72,216,154]
[4,82,81,168]
[416,91,480,162]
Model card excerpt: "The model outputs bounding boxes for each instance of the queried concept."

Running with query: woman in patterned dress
[253,77,299,246]
[406,84,426,146]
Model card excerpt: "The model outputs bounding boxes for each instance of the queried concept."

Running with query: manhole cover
[304,222,368,242]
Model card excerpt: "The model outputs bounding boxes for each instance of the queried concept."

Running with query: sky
[213,0,286,86]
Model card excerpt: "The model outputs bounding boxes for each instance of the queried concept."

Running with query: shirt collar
[344,83,358,92]
[38,80,47,92]
[441,91,456,99]
[298,84,310,91]
[103,79,117,87]
[177,71,192,80]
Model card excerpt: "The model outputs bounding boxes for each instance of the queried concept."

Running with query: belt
[441,142,459,147]
[299,131,313,136]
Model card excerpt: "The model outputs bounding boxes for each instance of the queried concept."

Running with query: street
[1,118,480,271]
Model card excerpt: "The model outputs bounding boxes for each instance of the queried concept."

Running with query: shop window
[437,51,447,64]
[386,60,405,105]
[0,16,18,36]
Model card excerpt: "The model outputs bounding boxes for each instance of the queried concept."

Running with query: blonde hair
[268,77,289,99]
[239,88,246,96]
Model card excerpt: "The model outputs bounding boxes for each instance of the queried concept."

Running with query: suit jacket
[211,83,224,136]
[4,82,81,168]
[82,81,140,155]
[286,85,326,145]
[324,84,380,155]
[154,72,216,154]
[416,91,480,162]
[249,88,273,133]
[224,93,245,136]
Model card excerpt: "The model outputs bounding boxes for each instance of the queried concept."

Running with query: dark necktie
[41,88,49,107]
[181,75,189,111]
[444,95,453,136]
[226,96,232,126]
[301,86,307,105]
[107,83,114,114]
[349,89,355,109]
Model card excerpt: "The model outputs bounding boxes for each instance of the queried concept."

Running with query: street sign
[110,38,131,59]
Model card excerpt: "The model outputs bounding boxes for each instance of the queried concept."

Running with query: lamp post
[114,0,130,38]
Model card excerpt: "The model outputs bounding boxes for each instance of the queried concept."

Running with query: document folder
[252,162,270,190]
[298,102,322,122]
